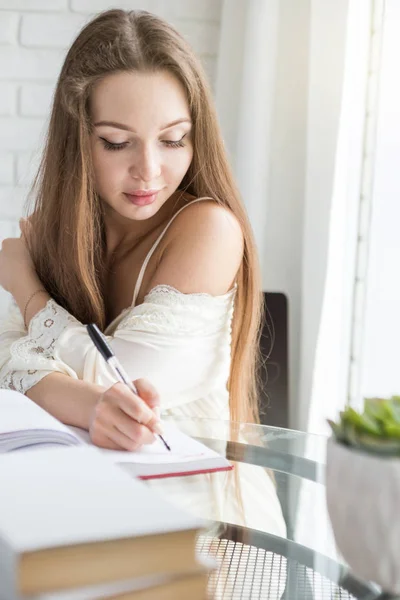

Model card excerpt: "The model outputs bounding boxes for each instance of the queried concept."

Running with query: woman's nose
[130,146,162,182]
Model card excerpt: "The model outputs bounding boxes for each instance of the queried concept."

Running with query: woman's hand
[89,378,163,451]
[0,219,37,294]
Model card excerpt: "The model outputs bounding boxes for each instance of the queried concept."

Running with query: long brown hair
[27,9,264,425]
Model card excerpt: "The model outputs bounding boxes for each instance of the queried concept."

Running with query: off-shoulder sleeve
[0,286,235,408]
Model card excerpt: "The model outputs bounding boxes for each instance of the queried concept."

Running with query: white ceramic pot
[326,437,400,594]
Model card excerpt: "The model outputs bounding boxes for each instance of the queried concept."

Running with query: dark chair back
[258,292,289,428]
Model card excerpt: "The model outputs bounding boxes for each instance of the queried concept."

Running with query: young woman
[0,8,262,448]
[0,10,286,558]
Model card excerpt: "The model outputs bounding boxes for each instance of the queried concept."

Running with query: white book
[0,446,206,599]
[0,389,232,479]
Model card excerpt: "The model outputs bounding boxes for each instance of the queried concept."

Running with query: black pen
[86,323,171,451]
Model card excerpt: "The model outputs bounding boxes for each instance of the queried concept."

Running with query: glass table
[146,418,394,600]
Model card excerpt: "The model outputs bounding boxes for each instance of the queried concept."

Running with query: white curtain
[301,0,374,434]
[296,1,381,561]
[215,0,279,262]
[216,0,310,431]
[215,0,373,433]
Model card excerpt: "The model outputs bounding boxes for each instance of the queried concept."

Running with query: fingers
[90,426,125,451]
[90,402,155,451]
[109,383,163,435]
[90,381,163,452]
[95,423,153,452]
[113,408,155,446]
[91,422,139,451]
[134,378,161,418]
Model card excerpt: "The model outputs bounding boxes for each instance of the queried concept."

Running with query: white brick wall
[0,0,222,317]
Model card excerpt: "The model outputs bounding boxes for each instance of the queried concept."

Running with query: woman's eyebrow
[93,118,192,132]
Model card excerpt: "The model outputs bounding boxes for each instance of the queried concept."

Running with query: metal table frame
[195,436,394,600]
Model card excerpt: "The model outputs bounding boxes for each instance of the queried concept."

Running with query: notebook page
[0,389,76,436]
[69,423,225,465]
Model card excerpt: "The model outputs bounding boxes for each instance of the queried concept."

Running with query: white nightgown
[0,197,287,596]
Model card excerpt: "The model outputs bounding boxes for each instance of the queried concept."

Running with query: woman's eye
[163,135,187,149]
[99,135,187,151]
[100,138,128,151]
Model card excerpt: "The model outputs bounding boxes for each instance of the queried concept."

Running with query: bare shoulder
[145,200,244,296]
[169,199,243,251]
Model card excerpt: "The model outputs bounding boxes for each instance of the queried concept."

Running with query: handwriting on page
[140,435,207,458]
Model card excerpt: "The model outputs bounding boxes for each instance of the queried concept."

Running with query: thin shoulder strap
[131,197,214,306]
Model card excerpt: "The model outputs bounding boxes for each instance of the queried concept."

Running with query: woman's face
[90,70,193,222]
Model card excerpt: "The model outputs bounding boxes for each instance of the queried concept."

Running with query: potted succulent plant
[326,396,400,596]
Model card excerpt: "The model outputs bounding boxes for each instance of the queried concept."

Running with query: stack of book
[0,388,234,597]
[0,442,214,599]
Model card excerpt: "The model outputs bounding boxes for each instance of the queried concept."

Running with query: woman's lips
[124,191,159,206]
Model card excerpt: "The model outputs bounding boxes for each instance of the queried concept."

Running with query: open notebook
[0,389,232,479]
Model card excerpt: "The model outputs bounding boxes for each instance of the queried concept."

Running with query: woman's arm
[26,372,104,429]
[0,231,162,449]
[0,221,51,328]
[11,270,50,328]
[26,371,161,450]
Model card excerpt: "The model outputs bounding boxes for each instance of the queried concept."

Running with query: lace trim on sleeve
[115,284,236,336]
[15,299,78,364]
[0,369,55,395]
[0,299,79,393]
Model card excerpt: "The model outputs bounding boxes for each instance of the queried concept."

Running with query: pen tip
[159,434,171,451]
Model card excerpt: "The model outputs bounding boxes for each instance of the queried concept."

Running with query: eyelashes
[100,139,127,151]
[163,138,186,149]
[100,135,187,152]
